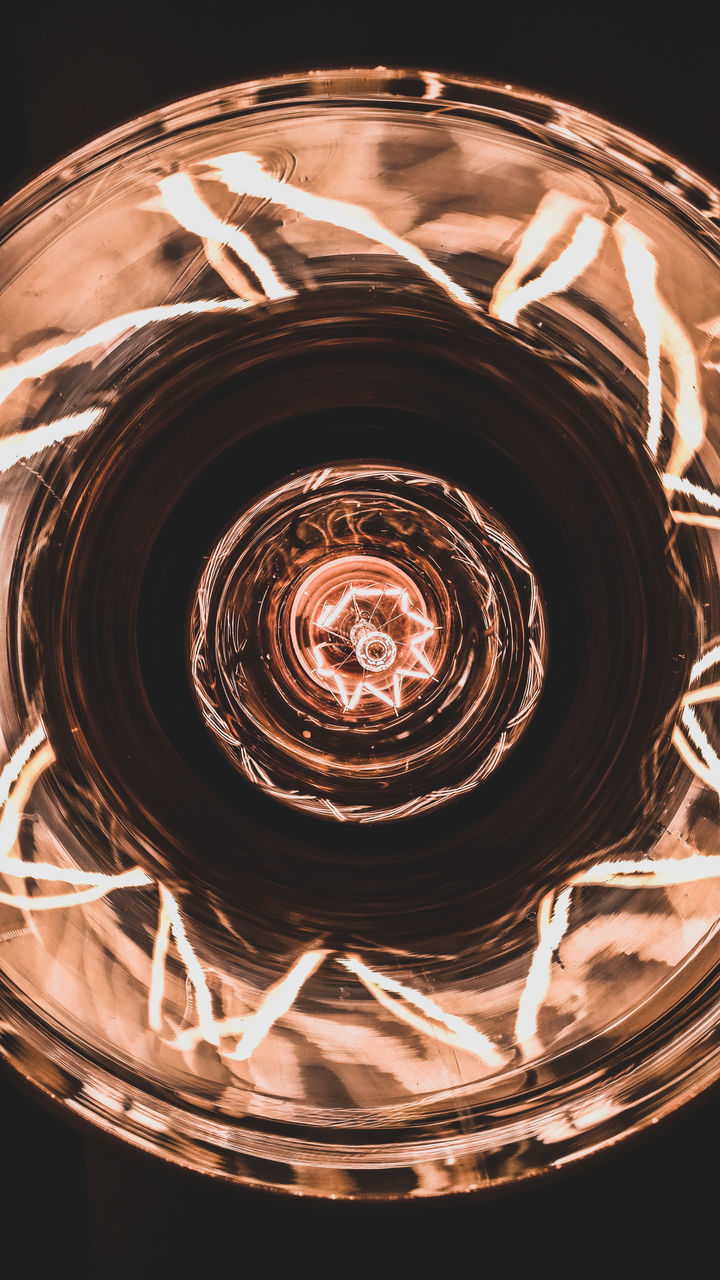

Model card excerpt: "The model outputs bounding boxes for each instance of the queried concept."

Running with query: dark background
[2,2,718,1273]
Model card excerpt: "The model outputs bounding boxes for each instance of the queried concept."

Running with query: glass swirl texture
[1,68,720,1196]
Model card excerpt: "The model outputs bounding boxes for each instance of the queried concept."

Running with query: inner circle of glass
[1,69,720,1199]
[190,463,546,822]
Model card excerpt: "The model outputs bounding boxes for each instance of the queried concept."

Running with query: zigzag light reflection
[0,158,719,1081]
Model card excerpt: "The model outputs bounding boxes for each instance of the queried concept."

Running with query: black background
[2,3,719,1273]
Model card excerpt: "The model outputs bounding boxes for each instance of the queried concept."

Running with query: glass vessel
[1,67,720,1197]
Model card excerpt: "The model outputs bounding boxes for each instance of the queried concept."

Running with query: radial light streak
[148,892,173,1032]
[660,305,707,476]
[0,409,103,473]
[683,681,720,706]
[671,511,720,530]
[691,644,720,684]
[0,725,47,809]
[422,72,444,100]
[679,704,720,795]
[490,190,592,322]
[340,953,505,1068]
[227,950,328,1061]
[571,853,720,888]
[171,1012,248,1051]
[158,174,293,301]
[209,152,477,311]
[160,886,220,1047]
[491,215,606,327]
[663,473,720,511]
[672,724,720,792]
[514,887,572,1054]
[615,223,663,456]
[0,728,155,919]
[0,866,151,911]
[0,730,54,871]
[0,298,253,409]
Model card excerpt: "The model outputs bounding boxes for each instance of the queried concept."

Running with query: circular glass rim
[2,66,720,1198]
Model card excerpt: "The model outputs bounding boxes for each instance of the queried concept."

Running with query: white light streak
[158,173,293,300]
[0,298,253,409]
[148,892,172,1032]
[672,724,720,792]
[332,671,349,709]
[671,511,720,530]
[0,725,47,810]
[0,866,151,911]
[422,72,444,100]
[340,953,505,1068]
[663,472,720,511]
[515,887,572,1054]
[691,644,720,684]
[615,223,663,456]
[364,682,394,707]
[0,727,153,915]
[0,409,103,473]
[490,190,594,323]
[210,152,477,312]
[572,854,720,888]
[683,681,720,706]
[660,306,707,476]
[679,704,720,795]
[491,215,606,326]
[160,886,220,1047]
[228,950,328,1060]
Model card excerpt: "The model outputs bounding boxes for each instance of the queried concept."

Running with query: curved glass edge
[3,66,720,1197]
[2,68,720,251]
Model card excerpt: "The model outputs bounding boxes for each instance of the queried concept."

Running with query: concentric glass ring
[1,68,720,1197]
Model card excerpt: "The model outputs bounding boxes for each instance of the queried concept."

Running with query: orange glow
[339,953,505,1068]
[209,152,477,311]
